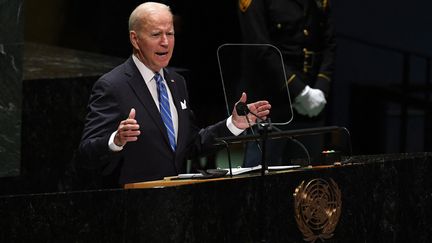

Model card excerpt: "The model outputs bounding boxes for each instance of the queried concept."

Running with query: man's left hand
[232,92,271,129]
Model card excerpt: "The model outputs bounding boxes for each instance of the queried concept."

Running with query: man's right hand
[114,108,141,146]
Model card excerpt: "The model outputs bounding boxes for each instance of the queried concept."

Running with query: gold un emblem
[294,178,342,242]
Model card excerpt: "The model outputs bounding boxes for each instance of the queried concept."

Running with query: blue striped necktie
[154,72,176,151]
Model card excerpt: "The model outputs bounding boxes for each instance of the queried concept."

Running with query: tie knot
[154,72,163,85]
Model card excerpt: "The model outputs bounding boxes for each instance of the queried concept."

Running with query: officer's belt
[284,51,322,73]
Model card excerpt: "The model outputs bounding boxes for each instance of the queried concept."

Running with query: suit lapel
[124,58,172,148]
[163,69,181,114]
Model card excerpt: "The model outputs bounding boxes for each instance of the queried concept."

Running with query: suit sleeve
[185,117,233,160]
[78,78,124,169]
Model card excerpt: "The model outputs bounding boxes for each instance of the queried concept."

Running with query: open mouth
[156,51,168,56]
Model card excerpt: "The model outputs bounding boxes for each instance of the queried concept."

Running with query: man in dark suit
[238,0,336,166]
[79,2,271,186]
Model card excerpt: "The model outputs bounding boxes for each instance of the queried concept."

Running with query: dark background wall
[331,0,432,153]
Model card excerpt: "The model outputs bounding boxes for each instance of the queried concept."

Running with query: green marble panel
[0,0,23,177]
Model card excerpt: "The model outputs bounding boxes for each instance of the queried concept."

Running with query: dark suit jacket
[79,57,232,185]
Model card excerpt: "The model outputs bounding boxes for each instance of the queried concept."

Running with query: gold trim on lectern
[124,176,232,189]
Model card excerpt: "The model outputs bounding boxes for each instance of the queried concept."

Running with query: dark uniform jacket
[238,0,336,99]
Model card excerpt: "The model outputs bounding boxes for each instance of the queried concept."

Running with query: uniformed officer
[237,0,336,166]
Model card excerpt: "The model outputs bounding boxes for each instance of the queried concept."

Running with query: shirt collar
[132,54,164,84]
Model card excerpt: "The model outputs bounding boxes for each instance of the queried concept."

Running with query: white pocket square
[180,99,187,110]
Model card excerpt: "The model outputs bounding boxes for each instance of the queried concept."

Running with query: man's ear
[130,31,139,50]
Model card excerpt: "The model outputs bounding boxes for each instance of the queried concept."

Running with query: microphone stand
[257,119,271,176]
[234,102,314,174]
[237,101,273,176]
[215,125,352,180]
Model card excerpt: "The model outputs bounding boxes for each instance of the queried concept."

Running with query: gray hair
[128,2,172,31]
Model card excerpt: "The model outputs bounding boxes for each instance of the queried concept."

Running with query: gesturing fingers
[128,108,136,119]
[119,120,140,138]
[118,129,140,142]
[249,101,271,120]
[114,108,141,146]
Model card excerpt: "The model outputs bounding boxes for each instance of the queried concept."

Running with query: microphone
[235,101,271,129]
[233,101,310,170]
[235,102,255,128]
[235,102,250,116]
[236,101,263,122]
[235,101,263,153]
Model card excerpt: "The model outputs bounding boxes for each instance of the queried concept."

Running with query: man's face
[132,11,174,72]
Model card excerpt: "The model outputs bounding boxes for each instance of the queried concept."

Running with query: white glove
[292,85,327,117]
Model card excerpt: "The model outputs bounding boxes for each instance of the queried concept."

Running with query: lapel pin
[180,99,187,110]
[171,79,175,83]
